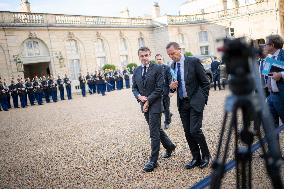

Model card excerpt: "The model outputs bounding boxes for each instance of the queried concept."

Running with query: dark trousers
[44,90,50,103]
[19,94,27,108]
[11,94,19,108]
[98,84,106,96]
[7,94,11,109]
[35,92,43,105]
[162,95,171,124]
[59,88,65,100]
[267,83,284,126]
[81,86,86,97]
[28,92,35,105]
[66,86,72,99]
[0,97,8,111]
[144,112,175,163]
[178,98,210,160]
[93,84,97,93]
[213,74,221,90]
[106,83,111,92]
[51,90,57,102]
[87,83,93,94]
[125,79,130,88]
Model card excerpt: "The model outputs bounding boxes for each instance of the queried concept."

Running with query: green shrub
[102,64,116,72]
[126,63,138,74]
[184,51,193,56]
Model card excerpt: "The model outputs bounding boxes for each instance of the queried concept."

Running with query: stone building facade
[0,0,283,84]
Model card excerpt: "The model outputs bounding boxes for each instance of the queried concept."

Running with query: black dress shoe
[185,159,200,169]
[199,157,210,169]
[143,161,157,172]
[162,145,176,158]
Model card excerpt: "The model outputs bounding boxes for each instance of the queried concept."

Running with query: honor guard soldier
[57,75,65,100]
[86,72,93,95]
[64,74,72,100]
[33,76,43,105]
[97,75,106,96]
[9,79,19,108]
[79,73,86,97]
[106,75,112,92]
[124,72,130,88]
[0,80,9,111]
[17,79,27,108]
[25,78,35,106]
[48,76,58,102]
[41,76,50,103]
[3,79,11,109]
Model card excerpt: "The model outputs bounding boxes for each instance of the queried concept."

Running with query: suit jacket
[132,63,163,114]
[161,64,172,96]
[171,56,210,112]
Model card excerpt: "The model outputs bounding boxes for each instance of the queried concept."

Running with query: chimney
[20,0,31,13]
[120,7,130,18]
[152,2,160,18]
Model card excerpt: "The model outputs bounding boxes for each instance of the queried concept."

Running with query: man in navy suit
[168,42,211,169]
[132,47,176,172]
[155,54,173,129]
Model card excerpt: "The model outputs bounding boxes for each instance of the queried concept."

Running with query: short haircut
[137,46,151,55]
[266,34,284,49]
[155,53,162,58]
[166,42,180,49]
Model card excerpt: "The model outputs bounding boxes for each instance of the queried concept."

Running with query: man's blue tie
[177,63,183,99]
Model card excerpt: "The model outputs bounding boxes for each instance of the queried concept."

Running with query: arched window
[138,37,145,48]
[23,39,49,57]
[120,38,128,68]
[66,39,81,80]
[95,38,107,69]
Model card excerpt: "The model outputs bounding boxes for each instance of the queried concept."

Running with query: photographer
[264,35,284,127]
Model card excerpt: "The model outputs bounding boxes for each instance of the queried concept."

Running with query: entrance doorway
[24,62,50,79]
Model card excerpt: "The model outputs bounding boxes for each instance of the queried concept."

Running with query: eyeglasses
[139,54,150,58]
[156,59,162,61]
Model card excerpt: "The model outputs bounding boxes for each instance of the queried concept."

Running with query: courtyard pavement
[0,89,283,188]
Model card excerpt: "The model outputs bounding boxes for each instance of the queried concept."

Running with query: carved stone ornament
[119,31,124,38]
[67,31,75,39]
[96,31,102,39]
[28,32,37,39]
[139,32,143,38]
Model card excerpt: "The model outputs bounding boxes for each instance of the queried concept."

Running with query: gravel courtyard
[0,89,283,188]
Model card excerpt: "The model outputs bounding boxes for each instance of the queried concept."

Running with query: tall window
[199,31,208,42]
[119,38,128,68]
[120,38,128,52]
[66,39,81,80]
[178,33,185,45]
[95,39,107,69]
[138,37,145,48]
[225,28,235,37]
[200,46,209,55]
[120,55,128,68]
[25,40,40,56]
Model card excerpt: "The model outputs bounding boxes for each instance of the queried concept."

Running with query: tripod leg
[210,111,236,189]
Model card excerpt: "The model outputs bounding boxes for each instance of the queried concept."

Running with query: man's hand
[143,100,149,113]
[272,72,282,81]
[169,81,178,90]
[138,95,148,103]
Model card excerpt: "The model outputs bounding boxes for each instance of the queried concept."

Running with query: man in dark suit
[211,57,221,91]
[132,47,176,172]
[167,42,211,169]
[155,54,173,129]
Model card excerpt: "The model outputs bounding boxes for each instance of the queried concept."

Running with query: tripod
[210,38,283,189]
